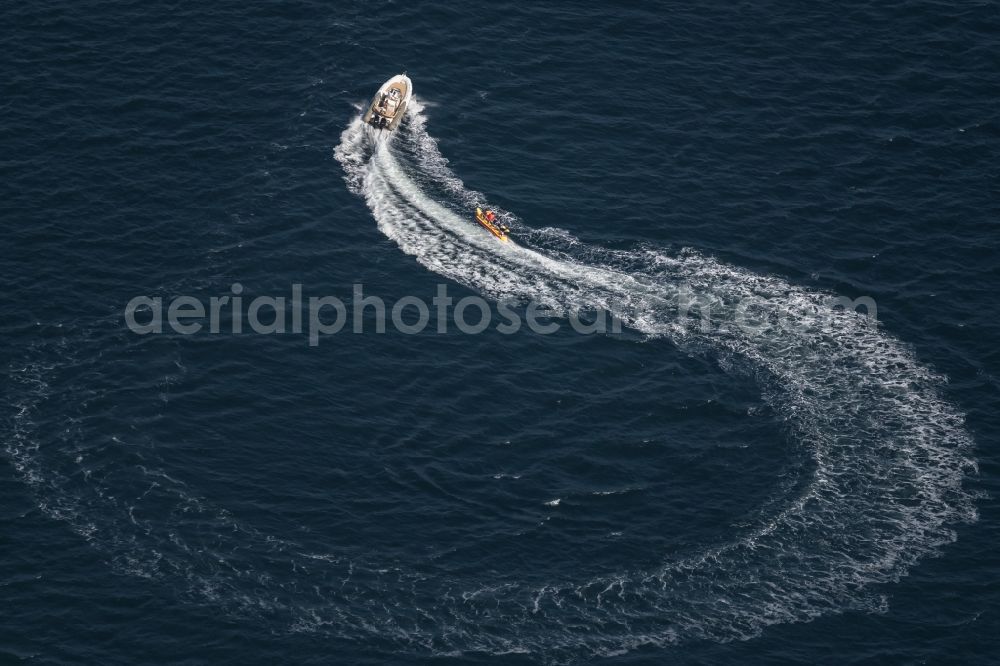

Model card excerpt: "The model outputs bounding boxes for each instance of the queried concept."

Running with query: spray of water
[330,98,978,652]
[2,99,977,662]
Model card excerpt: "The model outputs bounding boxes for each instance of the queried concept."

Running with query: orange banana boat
[475,207,510,242]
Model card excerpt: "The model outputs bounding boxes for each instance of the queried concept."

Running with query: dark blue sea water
[3,1,999,663]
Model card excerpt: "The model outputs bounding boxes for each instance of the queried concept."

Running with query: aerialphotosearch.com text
[123,283,877,346]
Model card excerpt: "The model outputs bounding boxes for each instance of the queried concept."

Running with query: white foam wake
[0,99,978,663]
[330,98,978,654]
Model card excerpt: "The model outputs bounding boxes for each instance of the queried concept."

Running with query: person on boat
[485,210,497,224]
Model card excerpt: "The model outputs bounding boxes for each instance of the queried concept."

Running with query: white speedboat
[362,73,412,131]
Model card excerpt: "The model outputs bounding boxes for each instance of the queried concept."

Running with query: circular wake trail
[330,99,978,654]
[1,98,978,663]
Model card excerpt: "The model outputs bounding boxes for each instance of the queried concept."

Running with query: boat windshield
[379,88,401,115]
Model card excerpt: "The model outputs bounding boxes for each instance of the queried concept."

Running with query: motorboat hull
[362,74,412,131]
